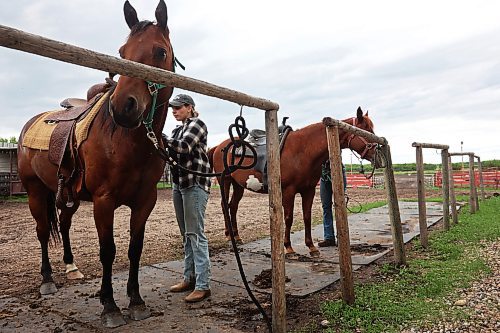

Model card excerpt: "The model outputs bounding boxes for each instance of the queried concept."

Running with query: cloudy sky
[1,0,499,164]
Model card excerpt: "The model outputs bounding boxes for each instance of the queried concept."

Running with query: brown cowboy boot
[169,280,195,293]
[185,289,211,303]
[318,239,336,247]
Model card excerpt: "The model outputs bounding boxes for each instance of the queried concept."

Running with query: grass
[312,196,499,333]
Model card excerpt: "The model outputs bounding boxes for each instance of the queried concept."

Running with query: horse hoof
[285,252,299,260]
[67,269,84,280]
[129,304,151,321]
[226,238,243,245]
[40,282,57,295]
[310,250,321,258]
[101,311,126,328]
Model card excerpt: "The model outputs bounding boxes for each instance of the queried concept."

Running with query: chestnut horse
[209,107,382,257]
[17,1,173,328]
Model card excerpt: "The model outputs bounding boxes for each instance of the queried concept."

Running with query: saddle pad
[74,91,109,145]
[23,92,109,150]
[22,111,60,150]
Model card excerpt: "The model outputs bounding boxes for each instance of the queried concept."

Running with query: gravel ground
[402,239,500,333]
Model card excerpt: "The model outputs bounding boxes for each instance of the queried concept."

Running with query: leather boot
[318,239,336,247]
[185,289,211,303]
[169,280,195,293]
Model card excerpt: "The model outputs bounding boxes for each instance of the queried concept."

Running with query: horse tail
[47,192,61,245]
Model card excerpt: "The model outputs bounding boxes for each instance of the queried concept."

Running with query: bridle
[342,117,383,179]
[342,117,376,158]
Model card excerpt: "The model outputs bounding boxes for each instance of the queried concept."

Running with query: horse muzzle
[109,96,144,129]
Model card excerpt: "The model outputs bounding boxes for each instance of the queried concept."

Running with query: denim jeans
[172,184,211,291]
[320,178,335,240]
[320,164,347,241]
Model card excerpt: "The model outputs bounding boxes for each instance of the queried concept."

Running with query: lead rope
[150,109,272,332]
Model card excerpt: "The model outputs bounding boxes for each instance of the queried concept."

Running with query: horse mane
[364,115,374,131]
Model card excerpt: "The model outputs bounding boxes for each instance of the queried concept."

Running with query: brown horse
[17,1,174,328]
[209,107,382,257]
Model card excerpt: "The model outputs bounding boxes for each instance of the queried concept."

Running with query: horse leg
[28,182,58,295]
[126,200,155,321]
[227,181,244,244]
[221,177,241,243]
[59,203,84,280]
[301,188,320,257]
[282,189,296,256]
[93,198,125,328]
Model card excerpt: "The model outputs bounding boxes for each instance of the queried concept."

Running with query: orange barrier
[435,169,499,189]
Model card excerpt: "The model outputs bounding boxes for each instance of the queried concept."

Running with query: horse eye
[154,47,167,61]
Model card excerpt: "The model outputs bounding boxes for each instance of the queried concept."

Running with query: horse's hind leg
[301,188,319,257]
[282,188,297,256]
[27,182,59,295]
[59,204,84,279]
[227,181,244,244]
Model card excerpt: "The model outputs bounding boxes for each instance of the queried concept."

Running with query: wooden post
[265,110,286,333]
[415,146,429,248]
[448,156,459,225]
[381,144,406,266]
[468,154,476,214]
[325,126,355,304]
[476,156,485,201]
[441,149,450,231]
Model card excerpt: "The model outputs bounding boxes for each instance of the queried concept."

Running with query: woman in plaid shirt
[164,94,212,303]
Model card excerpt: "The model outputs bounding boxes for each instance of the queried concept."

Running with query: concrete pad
[40,266,244,332]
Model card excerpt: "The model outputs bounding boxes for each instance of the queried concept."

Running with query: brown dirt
[0,182,470,332]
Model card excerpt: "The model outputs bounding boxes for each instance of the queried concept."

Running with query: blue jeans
[320,178,335,241]
[173,184,211,291]
[320,165,347,241]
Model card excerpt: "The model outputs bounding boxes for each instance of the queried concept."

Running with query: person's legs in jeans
[320,178,335,241]
[180,185,211,291]
[172,185,195,284]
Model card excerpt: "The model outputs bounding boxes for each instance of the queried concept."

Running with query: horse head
[344,107,384,169]
[110,0,174,128]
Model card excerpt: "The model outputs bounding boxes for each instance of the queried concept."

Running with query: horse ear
[155,0,168,30]
[124,1,139,29]
[365,111,369,116]
[357,106,364,123]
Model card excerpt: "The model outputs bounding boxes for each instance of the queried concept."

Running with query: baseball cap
[169,94,195,107]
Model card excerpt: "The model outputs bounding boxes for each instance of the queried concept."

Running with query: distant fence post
[469,154,478,212]
[475,156,485,200]
[325,125,355,304]
[441,149,450,231]
[448,156,459,225]
[414,145,428,247]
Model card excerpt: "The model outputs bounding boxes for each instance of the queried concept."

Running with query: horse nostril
[124,97,137,114]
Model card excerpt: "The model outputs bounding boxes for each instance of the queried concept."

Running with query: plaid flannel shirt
[167,117,211,192]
